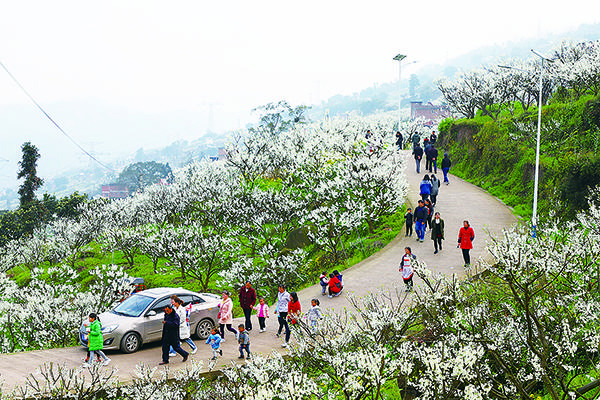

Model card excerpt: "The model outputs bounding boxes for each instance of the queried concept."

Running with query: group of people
[318,270,343,298]
[411,132,452,185]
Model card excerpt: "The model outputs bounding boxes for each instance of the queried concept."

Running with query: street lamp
[393,53,407,131]
[498,48,553,237]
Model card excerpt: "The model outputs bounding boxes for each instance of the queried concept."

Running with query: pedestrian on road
[253,297,269,333]
[169,296,197,356]
[411,132,421,148]
[412,144,423,173]
[159,305,188,365]
[205,327,222,360]
[395,131,403,150]
[287,292,301,326]
[424,199,434,229]
[441,153,452,185]
[306,298,323,333]
[431,212,445,254]
[238,281,257,331]
[275,285,291,346]
[404,208,414,237]
[419,174,432,202]
[429,144,439,173]
[457,220,475,268]
[83,313,111,367]
[319,271,329,295]
[399,247,415,292]
[218,291,238,341]
[424,140,432,172]
[430,131,437,145]
[430,175,440,206]
[237,324,251,359]
[328,273,343,298]
[414,200,428,242]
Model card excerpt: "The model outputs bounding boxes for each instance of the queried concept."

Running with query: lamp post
[499,49,552,237]
[393,53,406,131]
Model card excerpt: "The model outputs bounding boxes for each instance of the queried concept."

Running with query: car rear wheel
[121,332,142,353]
[195,318,214,340]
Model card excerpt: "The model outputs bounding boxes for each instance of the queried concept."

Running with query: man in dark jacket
[413,200,429,243]
[160,305,188,365]
[441,153,452,184]
[395,131,403,150]
[412,144,424,173]
[239,281,257,331]
[428,145,439,173]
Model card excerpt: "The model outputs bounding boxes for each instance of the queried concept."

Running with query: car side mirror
[146,310,157,317]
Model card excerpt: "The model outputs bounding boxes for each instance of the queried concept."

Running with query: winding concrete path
[0,150,518,394]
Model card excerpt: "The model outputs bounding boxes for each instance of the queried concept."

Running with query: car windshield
[112,294,154,317]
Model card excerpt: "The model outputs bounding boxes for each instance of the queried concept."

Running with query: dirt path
[0,151,518,393]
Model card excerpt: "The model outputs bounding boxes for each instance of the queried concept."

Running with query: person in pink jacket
[457,220,475,268]
[218,290,238,341]
[253,297,269,333]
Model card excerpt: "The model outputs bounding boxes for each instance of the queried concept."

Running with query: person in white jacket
[400,247,415,292]
[169,296,197,356]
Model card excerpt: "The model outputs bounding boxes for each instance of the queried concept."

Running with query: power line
[0,61,116,172]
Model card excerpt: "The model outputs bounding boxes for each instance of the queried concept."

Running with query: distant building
[411,102,451,126]
[217,148,228,161]
[101,184,129,199]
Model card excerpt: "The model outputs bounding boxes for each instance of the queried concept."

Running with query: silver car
[79,287,220,353]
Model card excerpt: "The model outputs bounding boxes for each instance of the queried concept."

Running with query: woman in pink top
[457,220,475,267]
[218,290,238,341]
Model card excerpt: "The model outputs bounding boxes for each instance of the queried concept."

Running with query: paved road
[0,151,518,393]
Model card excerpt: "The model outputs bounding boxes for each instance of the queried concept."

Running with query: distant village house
[101,184,129,199]
[411,101,451,126]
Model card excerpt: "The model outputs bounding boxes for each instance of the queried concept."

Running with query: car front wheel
[121,332,142,353]
[195,318,214,340]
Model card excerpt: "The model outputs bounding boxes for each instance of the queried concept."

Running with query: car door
[143,296,172,343]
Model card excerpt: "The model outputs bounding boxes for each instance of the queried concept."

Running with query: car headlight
[102,324,119,333]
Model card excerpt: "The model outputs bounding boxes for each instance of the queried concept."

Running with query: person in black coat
[160,305,188,365]
[412,144,424,173]
[441,153,452,185]
[413,200,429,242]
[428,145,439,173]
[395,131,403,150]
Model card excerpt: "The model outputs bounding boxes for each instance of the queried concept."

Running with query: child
[307,298,323,333]
[404,208,414,237]
[83,313,111,367]
[253,297,269,332]
[319,272,329,296]
[237,324,251,360]
[205,327,223,360]
[399,247,415,292]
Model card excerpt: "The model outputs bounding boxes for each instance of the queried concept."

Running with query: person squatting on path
[400,247,415,292]
[169,295,197,357]
[83,313,111,367]
[218,290,238,341]
[328,272,342,298]
[159,305,188,365]
[414,200,429,242]
[430,174,440,206]
[419,174,432,202]
[431,212,445,254]
[239,281,257,331]
[276,285,291,346]
[404,208,414,237]
[253,297,269,332]
[412,143,423,173]
[457,220,475,268]
[441,153,452,185]
[205,327,222,360]
[306,298,323,333]
[237,324,251,359]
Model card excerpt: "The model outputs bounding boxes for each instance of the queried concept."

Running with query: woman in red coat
[457,220,475,267]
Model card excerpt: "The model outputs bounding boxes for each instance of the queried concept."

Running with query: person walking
[411,132,420,148]
[275,285,291,346]
[205,327,222,360]
[238,281,257,331]
[218,291,238,341]
[237,324,251,359]
[395,131,403,150]
[306,299,323,333]
[169,296,197,356]
[430,131,437,145]
[419,174,432,202]
[441,153,452,185]
[159,305,188,365]
[424,140,432,172]
[412,143,423,173]
[457,220,475,267]
[429,144,439,173]
[253,297,270,332]
[413,200,429,243]
[399,247,415,292]
[83,313,111,367]
[430,212,445,254]
[404,208,414,237]
[430,175,440,206]
[424,199,434,230]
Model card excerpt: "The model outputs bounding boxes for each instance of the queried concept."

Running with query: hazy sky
[0,0,599,188]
